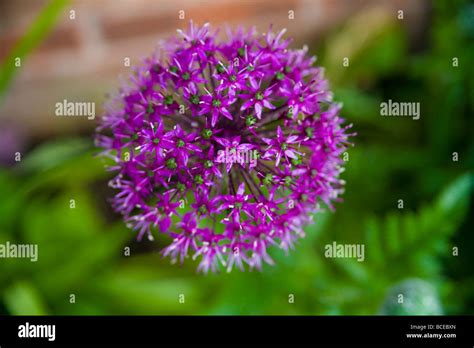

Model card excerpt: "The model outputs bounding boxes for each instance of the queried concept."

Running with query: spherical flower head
[95,21,354,273]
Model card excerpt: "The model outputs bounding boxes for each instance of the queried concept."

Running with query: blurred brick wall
[0,0,427,141]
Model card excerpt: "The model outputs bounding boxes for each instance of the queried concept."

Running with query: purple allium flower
[96,21,354,273]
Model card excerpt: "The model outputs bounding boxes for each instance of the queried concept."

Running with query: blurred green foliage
[0,0,472,315]
[0,0,69,101]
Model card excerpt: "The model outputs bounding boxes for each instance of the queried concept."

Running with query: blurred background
[0,0,472,315]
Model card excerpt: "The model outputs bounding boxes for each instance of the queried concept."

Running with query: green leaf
[4,281,49,315]
[364,217,383,266]
[33,223,129,297]
[363,173,472,278]
[91,264,202,314]
[16,138,91,174]
[323,6,406,85]
[0,0,69,100]
[380,279,443,315]
[435,172,472,218]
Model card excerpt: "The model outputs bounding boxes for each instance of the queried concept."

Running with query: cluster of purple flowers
[96,22,353,273]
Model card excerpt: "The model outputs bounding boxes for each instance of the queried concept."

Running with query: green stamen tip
[166,158,177,169]
[190,94,200,105]
[194,175,204,185]
[147,104,154,114]
[177,183,186,192]
[201,129,212,139]
[246,115,256,126]
[216,63,226,73]
[164,95,174,105]
[263,174,273,185]
[291,157,301,166]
